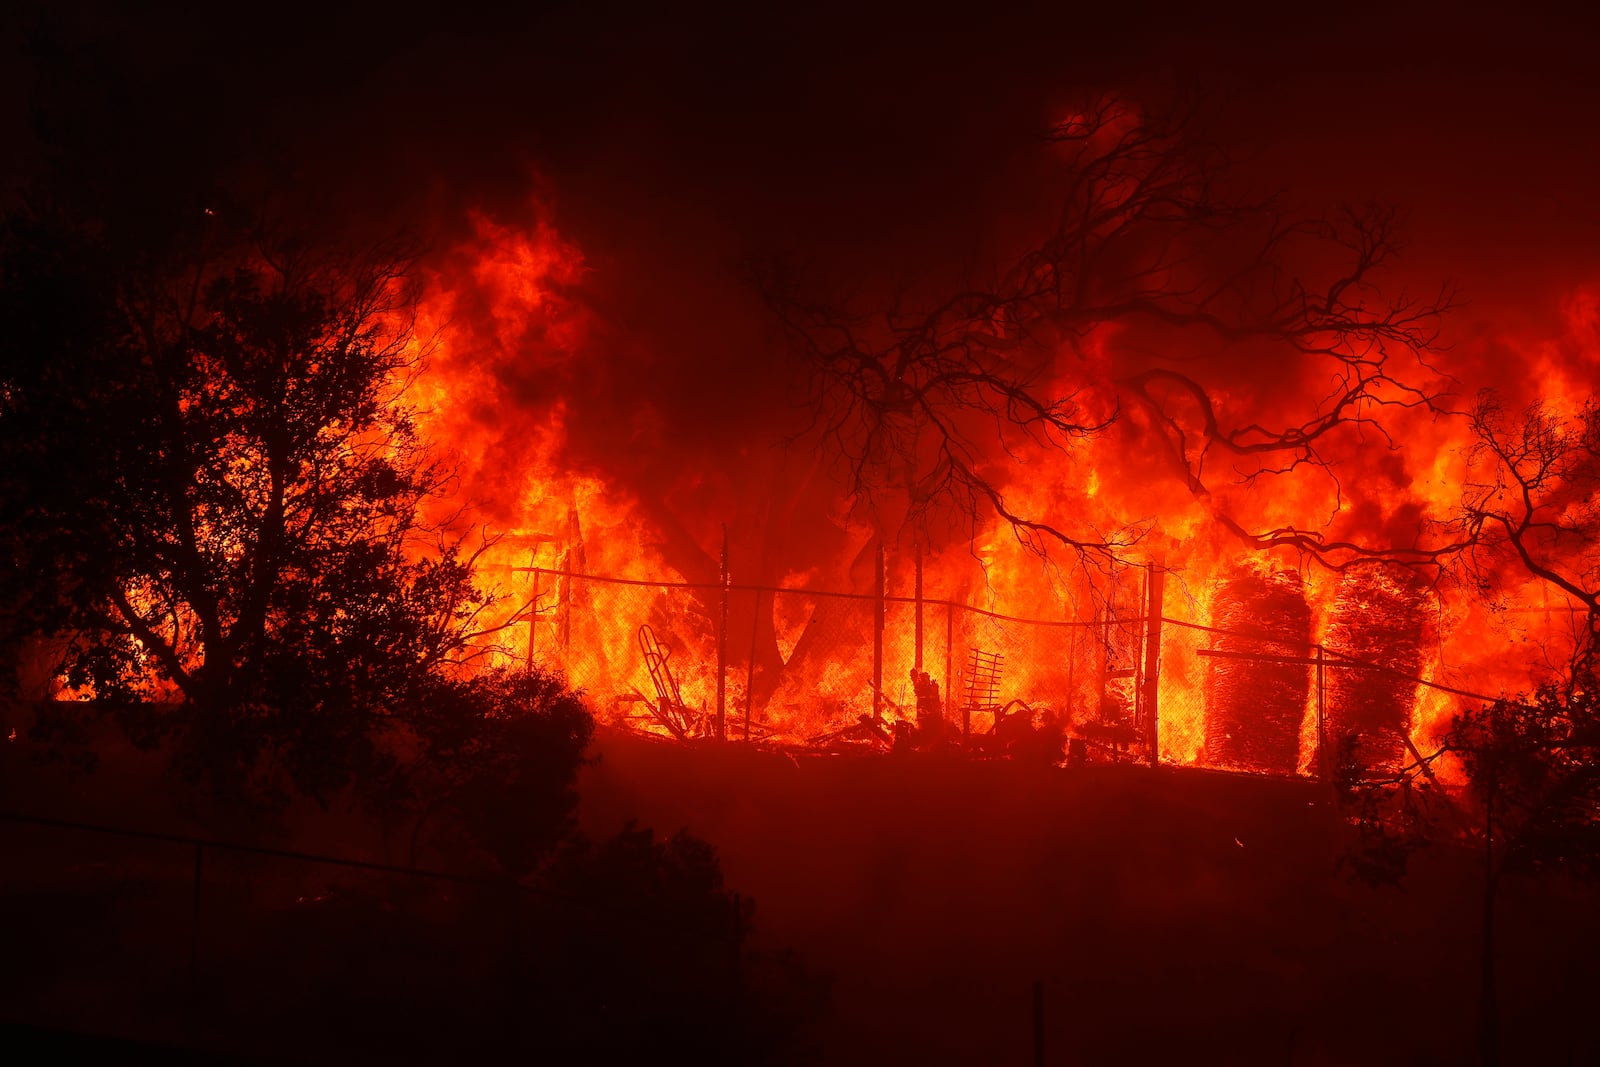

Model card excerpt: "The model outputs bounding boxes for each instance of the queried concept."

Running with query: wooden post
[1142,564,1165,766]
[873,540,886,722]
[717,526,729,741]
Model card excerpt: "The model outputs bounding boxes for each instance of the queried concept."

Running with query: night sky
[6,3,1600,487]
[9,5,1597,289]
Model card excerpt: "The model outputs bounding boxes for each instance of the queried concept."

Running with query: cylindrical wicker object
[1202,560,1312,774]
[1321,564,1430,774]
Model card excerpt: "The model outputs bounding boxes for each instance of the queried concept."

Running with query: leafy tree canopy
[0,201,566,817]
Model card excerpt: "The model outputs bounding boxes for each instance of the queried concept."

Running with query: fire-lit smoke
[397,155,1600,775]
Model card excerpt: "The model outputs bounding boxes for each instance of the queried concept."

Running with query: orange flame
[405,204,1600,773]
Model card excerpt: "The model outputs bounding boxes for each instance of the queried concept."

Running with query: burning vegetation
[304,93,1594,791]
[1203,560,1312,776]
[6,86,1595,789]
[1320,564,1433,774]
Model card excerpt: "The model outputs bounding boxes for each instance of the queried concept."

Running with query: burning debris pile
[1202,561,1313,774]
[1321,565,1432,774]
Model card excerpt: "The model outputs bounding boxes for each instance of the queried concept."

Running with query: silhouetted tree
[1337,656,1600,1067]
[1446,662,1600,1066]
[525,822,826,1062]
[1332,731,1442,889]
[218,821,824,1065]
[0,202,536,808]
[381,666,596,873]
[1451,392,1600,650]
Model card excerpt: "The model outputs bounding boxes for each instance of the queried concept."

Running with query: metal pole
[558,560,571,652]
[945,601,956,739]
[717,525,729,741]
[1094,603,1108,709]
[1142,564,1165,766]
[914,539,924,673]
[1316,644,1327,780]
[561,507,579,651]
[508,536,562,668]
[745,589,760,741]
[1065,622,1080,726]
[873,541,885,723]
[526,553,538,670]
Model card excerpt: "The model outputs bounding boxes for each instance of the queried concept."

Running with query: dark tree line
[1332,398,1600,1067]
[0,201,534,820]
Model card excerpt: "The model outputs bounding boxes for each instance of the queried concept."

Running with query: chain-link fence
[491,565,1494,779]
[1155,619,1211,768]
[940,604,1096,734]
[1155,618,1495,780]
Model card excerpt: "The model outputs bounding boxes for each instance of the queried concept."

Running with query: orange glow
[402,203,1600,776]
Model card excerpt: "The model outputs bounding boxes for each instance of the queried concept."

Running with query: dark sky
[9,4,1597,268]
[6,2,1599,508]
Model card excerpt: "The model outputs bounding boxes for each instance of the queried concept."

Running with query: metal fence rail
[496,561,1506,779]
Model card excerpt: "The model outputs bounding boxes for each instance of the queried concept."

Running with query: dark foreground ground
[4,727,1600,1064]
[580,734,1600,1065]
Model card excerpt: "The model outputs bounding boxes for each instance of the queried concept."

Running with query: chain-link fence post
[745,587,761,741]
[534,550,547,668]
[1315,643,1327,780]
[1143,565,1165,766]
[914,541,924,673]
[873,540,885,723]
[945,599,956,738]
[717,526,729,741]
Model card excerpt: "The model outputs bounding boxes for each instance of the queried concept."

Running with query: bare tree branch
[767,93,1455,574]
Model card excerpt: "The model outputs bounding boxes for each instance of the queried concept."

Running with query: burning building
[372,169,1594,780]
[5,7,1596,791]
